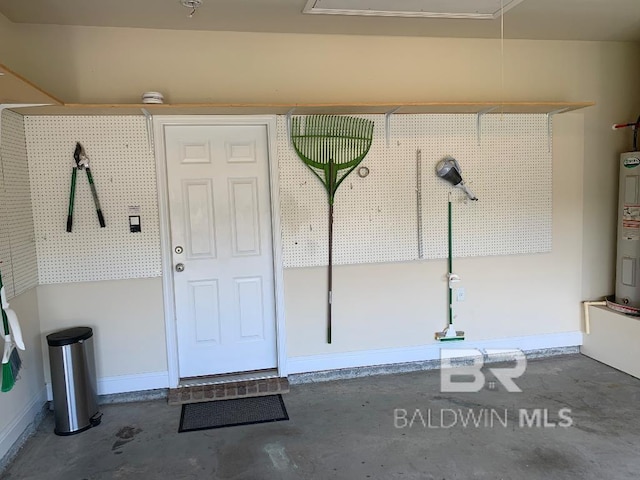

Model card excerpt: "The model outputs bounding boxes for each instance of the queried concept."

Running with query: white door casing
[154,116,287,385]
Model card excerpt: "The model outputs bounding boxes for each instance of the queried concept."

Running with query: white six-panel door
[164,124,277,378]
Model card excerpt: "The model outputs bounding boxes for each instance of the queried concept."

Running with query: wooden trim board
[0,64,62,105]
[11,101,594,116]
[0,63,594,116]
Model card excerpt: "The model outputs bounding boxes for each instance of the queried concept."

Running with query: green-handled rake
[291,115,374,344]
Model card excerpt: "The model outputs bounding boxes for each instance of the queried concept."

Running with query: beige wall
[286,113,584,355]
[3,25,638,302]
[1,23,639,373]
[0,12,18,66]
[0,288,44,460]
[26,112,585,366]
[36,278,167,382]
[580,44,640,300]
[1,27,637,108]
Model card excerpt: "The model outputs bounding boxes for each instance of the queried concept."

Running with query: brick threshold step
[168,377,289,406]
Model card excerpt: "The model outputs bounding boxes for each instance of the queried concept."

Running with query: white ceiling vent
[303,0,525,20]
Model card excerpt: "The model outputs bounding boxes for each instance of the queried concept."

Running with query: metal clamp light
[435,156,478,201]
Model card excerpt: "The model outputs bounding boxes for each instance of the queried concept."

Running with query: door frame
[153,115,287,388]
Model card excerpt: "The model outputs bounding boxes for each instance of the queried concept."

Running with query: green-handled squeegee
[435,157,477,342]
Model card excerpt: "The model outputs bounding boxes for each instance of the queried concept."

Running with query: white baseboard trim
[0,387,47,461]
[46,371,170,400]
[286,331,584,375]
[97,371,169,396]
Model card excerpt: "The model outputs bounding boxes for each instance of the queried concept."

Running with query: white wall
[582,306,640,379]
[23,115,161,285]
[0,111,43,462]
[0,111,38,298]
[0,288,45,462]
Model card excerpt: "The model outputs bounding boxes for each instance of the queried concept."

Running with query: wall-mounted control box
[129,215,141,233]
[128,205,141,233]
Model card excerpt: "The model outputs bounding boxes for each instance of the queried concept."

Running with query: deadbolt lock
[175,246,184,254]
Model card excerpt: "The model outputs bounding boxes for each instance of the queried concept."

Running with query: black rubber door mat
[178,394,289,432]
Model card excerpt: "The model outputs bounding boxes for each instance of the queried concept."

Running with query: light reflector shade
[436,157,478,201]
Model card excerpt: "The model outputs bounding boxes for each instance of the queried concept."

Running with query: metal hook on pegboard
[285,108,296,148]
[476,106,498,145]
[384,107,400,147]
[140,108,155,155]
[546,107,568,153]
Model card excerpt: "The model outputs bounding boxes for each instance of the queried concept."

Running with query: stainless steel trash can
[47,327,102,435]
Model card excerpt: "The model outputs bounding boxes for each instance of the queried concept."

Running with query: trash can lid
[47,327,93,346]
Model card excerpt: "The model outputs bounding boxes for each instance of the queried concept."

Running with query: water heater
[615,152,640,307]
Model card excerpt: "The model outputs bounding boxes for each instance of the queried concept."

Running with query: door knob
[175,263,185,272]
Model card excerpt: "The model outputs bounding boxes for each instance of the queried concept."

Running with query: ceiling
[0,0,639,41]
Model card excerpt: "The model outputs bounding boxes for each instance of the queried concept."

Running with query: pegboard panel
[278,116,416,268]
[0,110,38,298]
[279,114,552,268]
[24,116,161,284]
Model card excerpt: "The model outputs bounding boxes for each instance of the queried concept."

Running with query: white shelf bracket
[384,107,400,146]
[546,108,568,153]
[476,106,498,145]
[141,108,154,155]
[286,108,296,148]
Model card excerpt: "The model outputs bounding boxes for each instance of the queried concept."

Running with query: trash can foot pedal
[90,412,103,427]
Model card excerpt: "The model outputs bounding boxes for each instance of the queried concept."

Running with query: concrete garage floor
[3,354,640,480]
